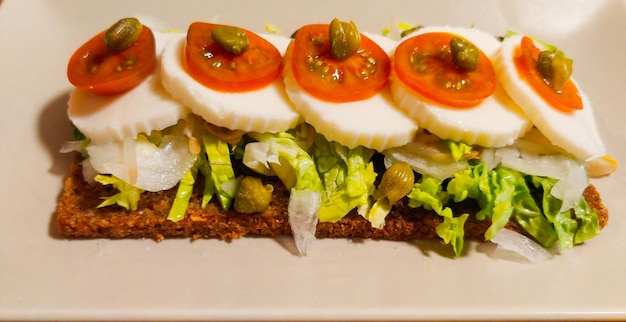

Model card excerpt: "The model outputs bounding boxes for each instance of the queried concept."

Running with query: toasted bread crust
[57,159,608,242]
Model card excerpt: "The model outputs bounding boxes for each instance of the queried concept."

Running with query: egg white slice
[68,33,191,145]
[160,34,300,133]
[282,33,418,152]
[390,26,531,148]
[494,34,606,161]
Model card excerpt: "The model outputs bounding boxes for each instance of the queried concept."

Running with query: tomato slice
[393,32,496,108]
[183,22,282,92]
[514,36,583,112]
[288,24,391,103]
[67,25,156,96]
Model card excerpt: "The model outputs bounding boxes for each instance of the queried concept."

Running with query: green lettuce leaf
[407,176,449,211]
[408,176,466,256]
[246,131,322,193]
[202,133,237,210]
[448,163,558,246]
[167,163,199,222]
[312,135,376,222]
[196,152,216,208]
[507,179,557,248]
[94,174,143,210]
[446,140,472,162]
[435,209,469,257]
[572,195,600,244]
[166,126,237,222]
[531,176,599,248]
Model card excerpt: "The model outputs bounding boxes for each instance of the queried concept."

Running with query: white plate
[1,0,625,320]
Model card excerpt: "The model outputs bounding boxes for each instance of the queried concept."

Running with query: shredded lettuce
[202,133,237,210]
[246,131,322,192]
[447,163,559,247]
[312,135,376,222]
[167,163,198,222]
[166,130,236,222]
[94,174,143,211]
[407,155,601,256]
[408,176,467,256]
[436,210,469,257]
[197,153,216,208]
[446,140,473,162]
[531,176,599,248]
[407,176,449,210]
[244,130,323,255]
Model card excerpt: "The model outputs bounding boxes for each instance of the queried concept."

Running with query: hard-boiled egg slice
[494,34,606,162]
[282,33,418,152]
[160,34,300,133]
[69,32,191,145]
[390,26,531,148]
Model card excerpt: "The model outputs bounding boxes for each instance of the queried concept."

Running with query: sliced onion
[60,140,85,154]
[498,149,571,178]
[87,134,196,192]
[81,158,98,183]
[123,135,138,185]
[288,189,321,256]
[551,161,587,212]
[383,144,468,181]
[491,229,553,264]
[242,141,277,176]
[480,148,499,171]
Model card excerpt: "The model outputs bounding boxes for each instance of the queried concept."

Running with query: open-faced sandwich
[57,17,617,261]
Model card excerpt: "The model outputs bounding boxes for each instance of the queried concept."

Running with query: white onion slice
[87,135,196,192]
[60,140,84,154]
[491,228,553,264]
[242,141,277,176]
[383,148,468,181]
[288,189,321,256]
[123,135,138,184]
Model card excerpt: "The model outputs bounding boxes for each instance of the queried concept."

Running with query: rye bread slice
[56,158,608,244]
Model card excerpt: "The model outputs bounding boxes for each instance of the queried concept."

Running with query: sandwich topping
[67,18,157,96]
[183,22,283,92]
[63,17,618,259]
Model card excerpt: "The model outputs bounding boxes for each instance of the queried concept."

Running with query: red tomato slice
[67,26,156,96]
[288,24,391,103]
[514,36,583,112]
[183,22,282,92]
[393,32,496,108]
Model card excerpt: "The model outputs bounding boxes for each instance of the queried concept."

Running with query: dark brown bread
[57,159,608,242]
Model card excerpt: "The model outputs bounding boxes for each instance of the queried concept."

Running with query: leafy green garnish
[408,176,467,256]
[312,135,376,222]
[95,174,143,210]
[446,140,473,162]
[407,156,600,256]
[167,163,199,222]
[202,133,237,210]
[247,131,322,193]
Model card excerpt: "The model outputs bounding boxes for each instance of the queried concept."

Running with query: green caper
[104,18,143,52]
[537,49,573,92]
[234,176,274,214]
[211,25,250,55]
[450,36,480,71]
[329,18,361,61]
[376,162,415,204]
